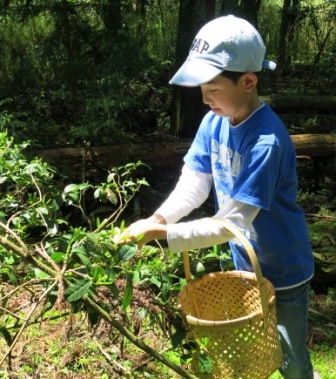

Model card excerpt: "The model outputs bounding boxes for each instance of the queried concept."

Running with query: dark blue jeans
[276,282,314,379]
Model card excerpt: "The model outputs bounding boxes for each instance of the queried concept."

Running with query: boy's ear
[243,72,258,92]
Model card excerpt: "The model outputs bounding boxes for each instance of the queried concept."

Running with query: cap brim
[169,59,223,87]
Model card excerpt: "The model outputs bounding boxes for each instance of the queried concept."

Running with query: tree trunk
[277,0,300,73]
[220,0,262,27]
[101,0,122,36]
[220,0,239,15]
[261,95,336,114]
[239,0,262,27]
[53,0,79,121]
[170,0,216,138]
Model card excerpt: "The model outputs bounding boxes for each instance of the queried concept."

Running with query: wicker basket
[177,219,283,379]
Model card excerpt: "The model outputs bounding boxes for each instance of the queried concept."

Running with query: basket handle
[182,218,269,317]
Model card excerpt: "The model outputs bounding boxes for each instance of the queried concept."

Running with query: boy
[121,15,319,379]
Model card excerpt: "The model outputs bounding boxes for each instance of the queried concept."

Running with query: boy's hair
[220,71,245,83]
[220,71,259,84]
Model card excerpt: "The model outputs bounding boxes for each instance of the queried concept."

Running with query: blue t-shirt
[184,104,314,289]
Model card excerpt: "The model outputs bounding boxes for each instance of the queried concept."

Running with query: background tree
[170,0,216,137]
[220,0,262,26]
[277,0,301,72]
[0,0,335,145]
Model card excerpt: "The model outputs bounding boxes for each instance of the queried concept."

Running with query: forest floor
[0,280,335,379]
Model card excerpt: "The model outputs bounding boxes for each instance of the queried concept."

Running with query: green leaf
[77,253,92,269]
[94,267,117,285]
[199,350,213,374]
[34,268,49,279]
[50,252,65,263]
[0,211,6,222]
[196,262,205,273]
[137,179,149,186]
[0,176,8,184]
[161,282,171,299]
[117,244,137,264]
[180,353,192,364]
[94,188,101,199]
[171,329,186,349]
[65,279,92,302]
[149,275,161,288]
[107,173,116,183]
[105,188,118,204]
[4,256,15,265]
[64,184,78,193]
[6,270,18,285]
[47,223,59,235]
[92,267,105,282]
[108,282,119,299]
[36,206,48,215]
[122,273,133,310]
[105,267,117,283]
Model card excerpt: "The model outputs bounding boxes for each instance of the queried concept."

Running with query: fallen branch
[306,213,336,220]
[0,234,196,378]
[0,280,58,367]
[85,297,197,379]
[93,337,132,376]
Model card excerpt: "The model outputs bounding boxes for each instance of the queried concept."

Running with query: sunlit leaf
[63,184,78,193]
[50,252,65,263]
[106,188,118,204]
[36,206,48,215]
[4,256,15,265]
[196,262,205,273]
[34,268,49,279]
[149,275,161,288]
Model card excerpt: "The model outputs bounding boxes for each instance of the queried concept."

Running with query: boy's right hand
[112,213,167,247]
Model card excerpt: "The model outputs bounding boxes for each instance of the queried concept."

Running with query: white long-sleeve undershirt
[155,165,260,253]
[155,165,213,224]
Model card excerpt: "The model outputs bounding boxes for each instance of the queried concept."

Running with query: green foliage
[0,132,196,378]
[0,131,60,240]
[0,1,175,147]
[0,132,148,291]
[0,0,335,147]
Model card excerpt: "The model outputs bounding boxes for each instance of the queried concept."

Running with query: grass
[0,285,335,379]
[269,345,336,379]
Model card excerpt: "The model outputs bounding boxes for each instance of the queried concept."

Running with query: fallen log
[261,96,336,114]
[291,134,336,157]
[29,134,336,173]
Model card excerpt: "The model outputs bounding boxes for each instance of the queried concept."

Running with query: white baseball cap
[169,15,276,87]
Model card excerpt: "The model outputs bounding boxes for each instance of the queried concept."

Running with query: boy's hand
[114,214,167,247]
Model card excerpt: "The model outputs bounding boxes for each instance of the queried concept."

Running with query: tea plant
[0,132,196,378]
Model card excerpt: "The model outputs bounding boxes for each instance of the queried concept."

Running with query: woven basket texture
[178,270,282,378]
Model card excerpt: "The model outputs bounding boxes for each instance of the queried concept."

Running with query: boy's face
[200,73,258,124]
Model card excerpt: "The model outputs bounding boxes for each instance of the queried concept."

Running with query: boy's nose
[202,93,211,105]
